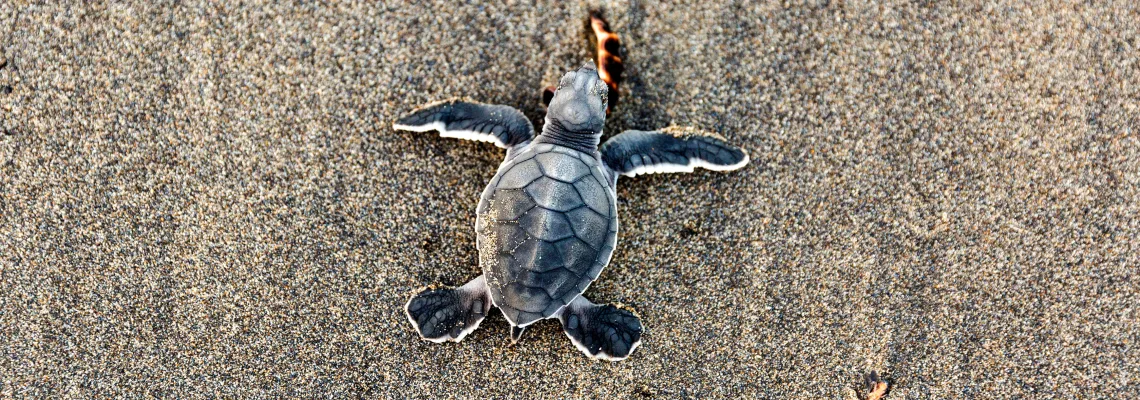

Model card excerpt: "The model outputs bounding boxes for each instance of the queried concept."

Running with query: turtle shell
[475,143,618,326]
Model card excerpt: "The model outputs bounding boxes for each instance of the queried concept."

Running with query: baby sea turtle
[396,22,748,363]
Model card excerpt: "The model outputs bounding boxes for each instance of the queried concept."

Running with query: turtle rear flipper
[557,295,643,361]
[405,276,492,343]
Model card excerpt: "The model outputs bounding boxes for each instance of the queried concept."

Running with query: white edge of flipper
[393,121,509,149]
[620,151,750,177]
[561,329,643,362]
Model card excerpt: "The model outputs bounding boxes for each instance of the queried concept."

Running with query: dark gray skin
[395,64,748,361]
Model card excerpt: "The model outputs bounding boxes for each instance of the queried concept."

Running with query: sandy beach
[1,1,1138,398]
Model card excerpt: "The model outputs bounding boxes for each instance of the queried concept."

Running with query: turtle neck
[535,117,601,154]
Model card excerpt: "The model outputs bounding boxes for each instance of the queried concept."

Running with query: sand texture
[1,1,1138,398]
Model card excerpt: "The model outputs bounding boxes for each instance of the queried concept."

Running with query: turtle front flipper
[557,295,643,361]
[599,127,749,178]
[393,98,534,149]
[405,275,492,343]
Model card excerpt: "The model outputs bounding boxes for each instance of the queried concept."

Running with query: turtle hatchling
[396,29,748,361]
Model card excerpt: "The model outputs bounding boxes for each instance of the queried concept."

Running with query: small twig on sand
[864,371,889,400]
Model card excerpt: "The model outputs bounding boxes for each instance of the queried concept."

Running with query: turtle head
[545,63,608,136]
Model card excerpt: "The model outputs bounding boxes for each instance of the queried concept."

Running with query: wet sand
[1,1,1137,398]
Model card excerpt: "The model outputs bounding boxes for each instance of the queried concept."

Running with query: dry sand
[1,1,1138,398]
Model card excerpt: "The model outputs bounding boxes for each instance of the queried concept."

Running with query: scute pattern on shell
[476,145,618,326]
